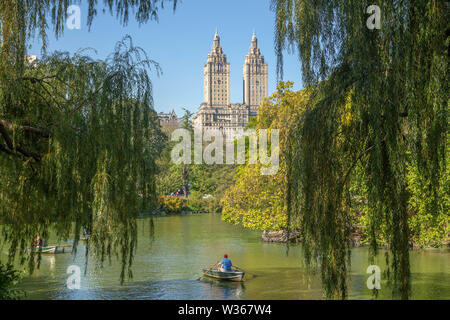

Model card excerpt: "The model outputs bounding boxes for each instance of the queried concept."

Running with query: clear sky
[30,0,304,116]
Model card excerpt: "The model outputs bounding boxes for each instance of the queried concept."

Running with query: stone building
[243,32,269,113]
[193,31,268,141]
[158,109,179,133]
[203,30,230,107]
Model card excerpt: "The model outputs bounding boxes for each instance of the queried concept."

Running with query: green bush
[406,161,450,248]
[158,196,184,213]
[0,263,24,300]
[186,196,221,213]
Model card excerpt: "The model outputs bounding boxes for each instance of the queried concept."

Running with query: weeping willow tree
[272,0,449,299]
[0,0,177,284]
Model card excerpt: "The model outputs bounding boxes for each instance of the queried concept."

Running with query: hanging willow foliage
[272,0,449,299]
[0,0,176,282]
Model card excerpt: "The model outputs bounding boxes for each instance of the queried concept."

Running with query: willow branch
[15,145,41,162]
[0,121,14,149]
[68,71,120,115]
[0,121,43,161]
[0,142,13,155]
[22,75,57,83]
[0,120,51,138]
[341,145,374,187]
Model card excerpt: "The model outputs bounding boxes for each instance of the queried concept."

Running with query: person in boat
[34,236,41,247]
[34,235,47,247]
[219,254,232,272]
[83,226,90,236]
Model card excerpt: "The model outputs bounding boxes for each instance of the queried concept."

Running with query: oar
[197,261,219,281]
[234,265,260,278]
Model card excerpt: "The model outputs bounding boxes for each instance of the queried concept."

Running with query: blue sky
[30,0,304,116]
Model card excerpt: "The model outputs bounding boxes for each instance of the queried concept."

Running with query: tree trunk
[182,166,189,199]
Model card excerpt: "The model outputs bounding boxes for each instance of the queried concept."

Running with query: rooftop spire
[213,28,220,44]
[250,30,258,50]
[211,28,223,53]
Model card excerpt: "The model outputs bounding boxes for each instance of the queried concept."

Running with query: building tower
[204,29,230,107]
[243,31,268,115]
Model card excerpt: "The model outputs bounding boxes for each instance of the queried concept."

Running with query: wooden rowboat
[26,245,69,254]
[202,268,245,282]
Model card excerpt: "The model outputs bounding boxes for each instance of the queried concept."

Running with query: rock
[260,227,365,246]
[261,230,301,243]
[409,241,422,250]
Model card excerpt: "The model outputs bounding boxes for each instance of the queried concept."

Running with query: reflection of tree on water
[47,256,55,272]
[201,278,245,300]
[31,253,56,276]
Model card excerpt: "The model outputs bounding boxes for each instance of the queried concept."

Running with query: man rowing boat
[218,254,232,272]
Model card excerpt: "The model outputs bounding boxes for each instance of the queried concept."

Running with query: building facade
[158,109,179,133]
[204,31,230,107]
[193,31,268,141]
[243,33,268,114]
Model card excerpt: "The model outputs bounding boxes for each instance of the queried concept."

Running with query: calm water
[5,213,449,300]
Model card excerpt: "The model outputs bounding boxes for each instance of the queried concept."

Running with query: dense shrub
[0,263,24,300]
[158,196,184,213]
[187,196,221,213]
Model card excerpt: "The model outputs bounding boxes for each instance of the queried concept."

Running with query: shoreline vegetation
[154,195,222,215]
[261,228,450,250]
[148,205,449,250]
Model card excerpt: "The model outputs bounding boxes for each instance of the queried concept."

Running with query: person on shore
[219,254,232,272]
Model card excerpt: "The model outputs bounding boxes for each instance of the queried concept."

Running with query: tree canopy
[222,82,312,231]
[272,0,448,299]
[0,0,176,282]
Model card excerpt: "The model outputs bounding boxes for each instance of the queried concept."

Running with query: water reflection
[200,278,245,300]
[48,256,56,271]
[41,279,245,300]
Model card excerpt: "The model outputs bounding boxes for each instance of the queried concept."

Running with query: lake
[7,213,450,300]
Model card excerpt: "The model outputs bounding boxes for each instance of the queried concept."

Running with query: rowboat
[26,245,69,254]
[202,268,245,282]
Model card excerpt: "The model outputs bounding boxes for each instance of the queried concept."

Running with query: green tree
[222,82,312,231]
[180,108,194,198]
[406,151,449,248]
[155,139,183,196]
[272,0,448,299]
[156,108,237,207]
[0,0,177,287]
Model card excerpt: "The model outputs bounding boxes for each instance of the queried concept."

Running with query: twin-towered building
[193,30,268,141]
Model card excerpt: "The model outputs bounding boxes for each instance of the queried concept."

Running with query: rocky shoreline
[261,230,302,243]
[261,225,365,246]
[261,227,449,249]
